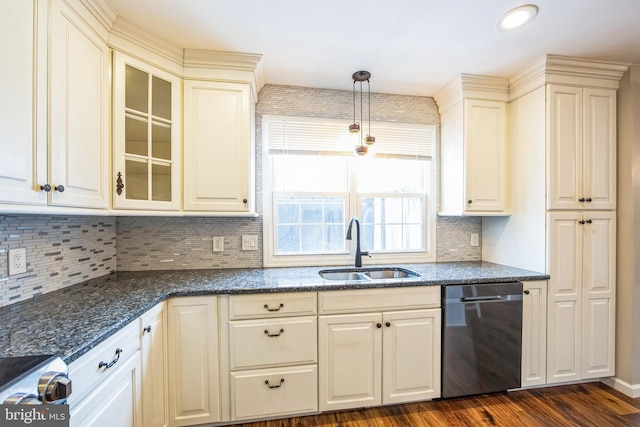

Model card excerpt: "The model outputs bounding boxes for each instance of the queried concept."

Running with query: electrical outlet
[470,233,480,247]
[9,248,27,276]
[213,236,224,252]
[242,235,259,251]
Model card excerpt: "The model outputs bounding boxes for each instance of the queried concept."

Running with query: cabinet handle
[264,328,284,337]
[586,198,592,202]
[143,325,151,333]
[579,220,586,225]
[524,290,530,295]
[586,219,592,224]
[467,200,473,204]
[385,322,391,327]
[54,185,65,193]
[40,184,52,192]
[243,198,248,204]
[579,198,586,202]
[264,303,284,312]
[376,323,382,328]
[116,172,124,196]
[265,379,285,389]
[98,348,122,370]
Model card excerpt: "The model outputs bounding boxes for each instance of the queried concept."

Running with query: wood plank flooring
[231,382,640,427]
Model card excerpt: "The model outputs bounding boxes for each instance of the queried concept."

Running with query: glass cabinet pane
[125,65,148,113]
[152,123,171,160]
[152,164,171,201]
[125,159,148,200]
[125,116,148,156]
[152,76,171,120]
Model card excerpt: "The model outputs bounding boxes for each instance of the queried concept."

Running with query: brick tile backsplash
[0,215,116,307]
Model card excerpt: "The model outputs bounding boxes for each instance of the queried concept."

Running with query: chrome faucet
[346,216,370,268]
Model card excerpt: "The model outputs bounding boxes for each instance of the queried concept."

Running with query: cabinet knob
[143,325,151,333]
[579,220,586,225]
[585,198,592,203]
[586,219,592,224]
[579,198,586,202]
[243,198,248,204]
[40,184,52,192]
[385,322,391,327]
[376,323,382,328]
[467,200,473,204]
[524,290,530,295]
[54,185,65,193]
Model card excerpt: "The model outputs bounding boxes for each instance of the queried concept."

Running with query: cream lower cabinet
[547,212,616,384]
[318,287,441,412]
[521,280,547,388]
[140,302,168,427]
[167,297,220,427]
[225,292,318,421]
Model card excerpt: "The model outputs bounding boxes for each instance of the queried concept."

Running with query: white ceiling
[106,0,640,96]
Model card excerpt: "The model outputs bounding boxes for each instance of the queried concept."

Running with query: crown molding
[434,74,510,112]
[79,0,117,32]
[509,54,629,100]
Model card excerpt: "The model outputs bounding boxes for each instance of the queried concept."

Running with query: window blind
[265,115,434,159]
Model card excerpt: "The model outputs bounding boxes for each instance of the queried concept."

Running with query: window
[263,116,436,267]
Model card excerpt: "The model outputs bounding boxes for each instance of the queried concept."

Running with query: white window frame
[262,115,437,267]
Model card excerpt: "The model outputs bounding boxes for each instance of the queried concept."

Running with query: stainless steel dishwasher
[442,282,523,398]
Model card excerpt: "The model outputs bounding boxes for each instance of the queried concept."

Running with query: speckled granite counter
[0,262,547,364]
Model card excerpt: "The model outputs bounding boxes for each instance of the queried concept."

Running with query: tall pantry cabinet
[483,55,627,386]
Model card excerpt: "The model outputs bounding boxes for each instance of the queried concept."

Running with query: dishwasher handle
[448,294,523,303]
[462,295,506,302]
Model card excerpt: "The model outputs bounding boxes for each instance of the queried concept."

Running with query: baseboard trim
[601,377,640,398]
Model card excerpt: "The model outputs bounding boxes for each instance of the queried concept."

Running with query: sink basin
[319,267,420,281]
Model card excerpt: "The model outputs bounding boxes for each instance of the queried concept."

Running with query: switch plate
[470,233,480,247]
[242,235,258,251]
[9,248,27,275]
[213,237,224,252]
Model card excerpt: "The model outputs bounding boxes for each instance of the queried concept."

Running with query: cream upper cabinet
[546,211,615,384]
[112,52,181,211]
[436,75,509,216]
[1,0,109,210]
[547,85,616,210]
[521,280,547,388]
[183,80,255,214]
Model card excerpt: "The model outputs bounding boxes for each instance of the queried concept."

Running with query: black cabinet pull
[54,185,65,193]
[585,198,592,202]
[40,184,51,192]
[116,172,124,196]
[243,198,248,204]
[264,303,284,312]
[264,328,284,337]
[143,325,151,333]
[385,322,391,327]
[376,323,382,328]
[586,219,592,224]
[579,198,586,202]
[265,379,284,389]
[98,348,122,370]
[579,220,585,225]
[467,200,473,204]
[524,290,530,295]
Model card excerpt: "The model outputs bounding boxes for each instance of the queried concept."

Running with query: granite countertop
[0,262,548,364]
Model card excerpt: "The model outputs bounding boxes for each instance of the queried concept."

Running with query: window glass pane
[151,163,171,201]
[277,203,299,224]
[357,158,425,193]
[272,155,348,192]
[301,203,322,223]
[125,159,148,200]
[125,65,148,113]
[125,116,148,156]
[152,123,171,160]
[361,196,424,251]
[301,225,322,251]
[277,225,300,253]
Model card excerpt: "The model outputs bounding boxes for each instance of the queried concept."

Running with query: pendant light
[349,71,375,156]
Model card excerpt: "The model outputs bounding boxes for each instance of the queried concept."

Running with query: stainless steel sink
[319,267,420,281]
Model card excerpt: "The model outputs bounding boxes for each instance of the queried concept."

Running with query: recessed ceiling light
[497,4,538,31]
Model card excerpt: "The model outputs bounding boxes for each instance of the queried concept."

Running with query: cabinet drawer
[67,320,140,407]
[230,365,318,420]
[228,292,317,320]
[229,316,317,370]
[319,286,440,314]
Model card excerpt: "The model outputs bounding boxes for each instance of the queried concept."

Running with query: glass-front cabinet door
[113,52,181,210]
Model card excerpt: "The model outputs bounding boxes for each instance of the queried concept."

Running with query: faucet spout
[346,216,369,268]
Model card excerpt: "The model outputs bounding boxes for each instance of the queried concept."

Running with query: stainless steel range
[0,355,72,405]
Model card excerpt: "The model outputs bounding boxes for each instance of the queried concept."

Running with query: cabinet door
[547,85,583,210]
[0,1,46,206]
[382,309,440,404]
[167,297,220,426]
[70,351,142,427]
[183,80,254,213]
[49,0,109,209]
[547,213,582,384]
[318,313,381,411]
[464,99,507,212]
[581,211,615,378]
[583,88,616,210]
[141,303,168,427]
[112,52,181,210]
[521,280,547,387]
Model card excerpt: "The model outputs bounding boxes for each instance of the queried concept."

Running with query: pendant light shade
[349,71,375,155]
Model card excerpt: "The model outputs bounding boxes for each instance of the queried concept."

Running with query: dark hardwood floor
[231,382,640,427]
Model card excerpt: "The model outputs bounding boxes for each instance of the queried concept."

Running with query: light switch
[242,235,258,251]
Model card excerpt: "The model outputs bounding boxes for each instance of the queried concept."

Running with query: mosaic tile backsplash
[0,215,116,307]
